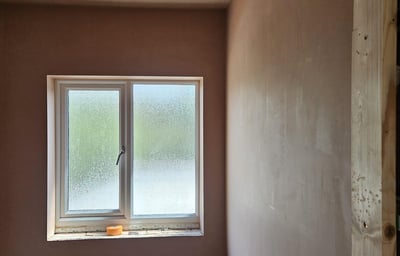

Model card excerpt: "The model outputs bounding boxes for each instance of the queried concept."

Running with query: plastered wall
[226,0,353,255]
[0,4,226,256]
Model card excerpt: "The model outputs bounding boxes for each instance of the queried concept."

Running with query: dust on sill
[47,229,203,241]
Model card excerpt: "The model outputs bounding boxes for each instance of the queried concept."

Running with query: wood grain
[351,0,397,255]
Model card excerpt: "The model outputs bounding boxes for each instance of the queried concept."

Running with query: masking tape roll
[106,225,123,236]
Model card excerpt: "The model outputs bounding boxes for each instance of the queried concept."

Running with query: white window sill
[47,229,203,241]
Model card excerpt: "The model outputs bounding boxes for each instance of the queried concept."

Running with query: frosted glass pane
[68,90,120,211]
[133,84,196,215]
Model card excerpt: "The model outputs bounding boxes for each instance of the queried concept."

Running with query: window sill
[47,229,203,241]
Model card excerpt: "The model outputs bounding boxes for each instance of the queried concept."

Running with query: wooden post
[352,0,397,255]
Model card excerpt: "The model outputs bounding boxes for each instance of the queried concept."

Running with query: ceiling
[0,0,230,8]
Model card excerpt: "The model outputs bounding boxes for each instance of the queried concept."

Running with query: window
[47,76,203,240]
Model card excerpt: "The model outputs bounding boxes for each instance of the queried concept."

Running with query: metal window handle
[115,146,125,165]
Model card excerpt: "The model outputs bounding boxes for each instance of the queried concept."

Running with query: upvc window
[47,76,203,240]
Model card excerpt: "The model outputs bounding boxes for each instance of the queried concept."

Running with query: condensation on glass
[67,90,120,211]
[133,84,196,216]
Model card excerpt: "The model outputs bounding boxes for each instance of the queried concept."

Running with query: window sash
[57,81,128,219]
[51,76,203,233]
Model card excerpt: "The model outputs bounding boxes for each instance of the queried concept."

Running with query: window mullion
[124,81,133,220]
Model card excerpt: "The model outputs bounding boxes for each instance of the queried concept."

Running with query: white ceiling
[0,0,230,8]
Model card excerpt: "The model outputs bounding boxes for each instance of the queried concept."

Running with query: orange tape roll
[106,225,123,236]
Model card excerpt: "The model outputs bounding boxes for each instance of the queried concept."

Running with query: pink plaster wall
[227,0,353,255]
[0,4,226,256]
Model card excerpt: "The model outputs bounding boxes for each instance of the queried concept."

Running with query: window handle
[115,146,125,165]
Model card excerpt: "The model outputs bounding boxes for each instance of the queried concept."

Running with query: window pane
[68,90,120,211]
[133,84,196,215]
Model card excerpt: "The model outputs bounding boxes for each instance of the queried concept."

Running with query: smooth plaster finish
[0,4,226,256]
[226,0,352,255]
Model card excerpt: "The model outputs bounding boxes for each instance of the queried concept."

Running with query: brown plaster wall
[0,4,226,256]
[226,0,352,255]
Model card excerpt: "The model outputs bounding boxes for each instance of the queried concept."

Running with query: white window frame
[47,76,204,240]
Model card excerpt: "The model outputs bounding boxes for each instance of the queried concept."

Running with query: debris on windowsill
[47,229,203,241]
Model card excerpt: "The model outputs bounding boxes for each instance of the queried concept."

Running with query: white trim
[47,75,204,239]
[125,81,133,222]
[48,75,203,81]
[48,229,204,242]
[198,77,204,232]
[47,77,56,240]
